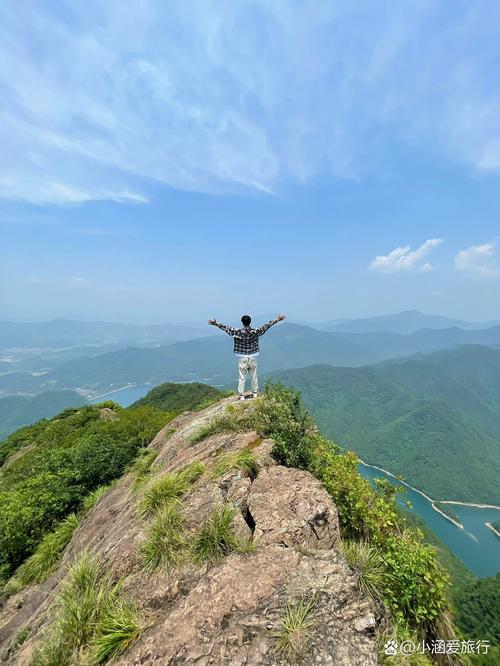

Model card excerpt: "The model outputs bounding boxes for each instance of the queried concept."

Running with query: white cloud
[370,239,443,273]
[0,2,500,204]
[454,242,500,277]
[69,276,90,287]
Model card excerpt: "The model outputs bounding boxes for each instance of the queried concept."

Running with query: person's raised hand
[208,318,217,325]
[277,314,286,321]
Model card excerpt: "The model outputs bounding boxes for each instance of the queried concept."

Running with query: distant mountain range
[2,310,499,350]
[0,318,213,349]
[1,322,499,396]
[318,310,500,334]
[269,345,500,504]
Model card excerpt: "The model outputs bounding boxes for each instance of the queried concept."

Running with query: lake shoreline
[486,522,500,538]
[358,460,472,529]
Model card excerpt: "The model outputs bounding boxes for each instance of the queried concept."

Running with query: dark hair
[241,315,251,326]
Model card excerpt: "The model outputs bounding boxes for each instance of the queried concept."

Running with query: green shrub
[212,450,259,478]
[132,382,226,412]
[191,504,240,565]
[311,446,401,541]
[0,404,172,577]
[379,531,449,627]
[256,382,315,469]
[14,514,79,587]
[140,502,186,573]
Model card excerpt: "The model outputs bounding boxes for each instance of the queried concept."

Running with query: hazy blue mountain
[1,323,500,397]
[321,310,500,334]
[269,345,500,504]
[340,325,500,361]
[0,318,212,349]
[0,324,374,395]
[0,390,86,440]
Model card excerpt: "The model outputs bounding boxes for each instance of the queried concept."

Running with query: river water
[359,462,500,578]
[88,384,151,407]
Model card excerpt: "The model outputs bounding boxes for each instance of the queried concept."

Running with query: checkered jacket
[214,318,280,355]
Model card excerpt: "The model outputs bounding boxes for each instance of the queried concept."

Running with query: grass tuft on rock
[138,461,205,518]
[91,596,145,664]
[190,405,258,444]
[191,504,240,565]
[130,448,159,490]
[31,550,144,666]
[13,514,80,587]
[212,450,259,479]
[81,481,116,515]
[343,540,387,601]
[140,502,186,573]
[274,595,317,660]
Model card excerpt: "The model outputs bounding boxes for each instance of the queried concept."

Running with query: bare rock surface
[0,397,381,665]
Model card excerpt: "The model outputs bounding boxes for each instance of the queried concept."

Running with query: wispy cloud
[370,239,443,273]
[1,1,499,204]
[454,242,500,277]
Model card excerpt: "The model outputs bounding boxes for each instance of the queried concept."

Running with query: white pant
[238,355,258,395]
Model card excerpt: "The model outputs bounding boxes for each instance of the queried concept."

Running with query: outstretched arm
[255,313,286,336]
[208,318,239,337]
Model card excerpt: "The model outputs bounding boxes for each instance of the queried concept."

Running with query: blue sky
[1,0,499,324]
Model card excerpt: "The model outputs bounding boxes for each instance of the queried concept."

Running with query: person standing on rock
[208,314,286,400]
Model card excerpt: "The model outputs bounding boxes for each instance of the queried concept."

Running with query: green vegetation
[190,503,242,565]
[1,377,495,662]
[342,540,387,600]
[212,450,259,478]
[0,403,171,580]
[0,381,220,588]
[140,502,186,573]
[454,574,500,645]
[13,514,80,587]
[398,508,475,595]
[274,595,317,660]
[137,457,250,572]
[270,345,500,503]
[31,551,144,665]
[81,481,116,514]
[132,381,227,412]
[138,461,205,518]
[130,447,159,490]
[190,404,258,444]
[0,390,86,441]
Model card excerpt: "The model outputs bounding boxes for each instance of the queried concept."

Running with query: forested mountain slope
[270,346,500,503]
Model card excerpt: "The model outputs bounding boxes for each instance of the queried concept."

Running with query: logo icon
[384,640,398,656]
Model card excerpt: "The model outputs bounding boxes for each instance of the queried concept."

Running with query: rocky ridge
[0,397,383,665]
